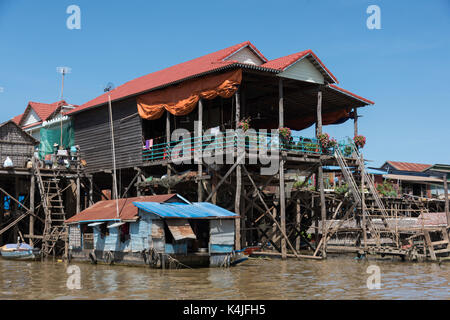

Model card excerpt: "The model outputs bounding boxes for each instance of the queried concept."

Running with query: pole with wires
[107,91,120,219]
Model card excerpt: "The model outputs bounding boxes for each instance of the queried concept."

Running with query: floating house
[65,194,239,268]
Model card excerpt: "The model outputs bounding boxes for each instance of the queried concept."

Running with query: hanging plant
[354,135,366,149]
[237,117,251,132]
[278,127,292,149]
[279,127,291,139]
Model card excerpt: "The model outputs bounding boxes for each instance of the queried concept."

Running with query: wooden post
[29,172,35,246]
[89,175,94,205]
[166,111,171,194]
[211,171,217,204]
[198,99,203,202]
[361,155,367,249]
[353,107,358,137]
[279,78,287,259]
[444,173,449,226]
[13,176,19,242]
[296,198,301,251]
[235,91,241,250]
[76,175,81,214]
[316,88,327,258]
[136,174,142,197]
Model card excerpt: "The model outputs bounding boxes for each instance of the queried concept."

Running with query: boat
[0,243,40,260]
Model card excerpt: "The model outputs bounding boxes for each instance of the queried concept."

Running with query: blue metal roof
[133,202,238,219]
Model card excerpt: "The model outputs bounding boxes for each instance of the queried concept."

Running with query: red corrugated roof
[65,194,183,223]
[11,114,23,125]
[14,100,69,127]
[67,41,377,115]
[261,49,338,83]
[386,161,432,172]
[68,41,266,115]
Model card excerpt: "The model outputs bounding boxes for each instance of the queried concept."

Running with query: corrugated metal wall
[73,97,143,173]
[210,219,235,245]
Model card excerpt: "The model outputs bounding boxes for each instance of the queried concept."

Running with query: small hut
[0,120,37,168]
[65,193,239,268]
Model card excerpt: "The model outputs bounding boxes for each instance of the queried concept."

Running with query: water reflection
[0,255,447,300]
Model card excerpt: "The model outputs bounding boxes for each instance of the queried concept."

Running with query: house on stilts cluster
[0,41,447,263]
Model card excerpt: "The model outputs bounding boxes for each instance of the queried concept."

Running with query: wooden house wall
[0,121,36,168]
[73,97,143,173]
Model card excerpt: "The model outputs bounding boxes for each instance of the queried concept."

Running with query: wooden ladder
[34,165,67,257]
[335,147,398,247]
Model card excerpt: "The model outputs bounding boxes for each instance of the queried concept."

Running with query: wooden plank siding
[0,121,37,168]
[73,98,143,173]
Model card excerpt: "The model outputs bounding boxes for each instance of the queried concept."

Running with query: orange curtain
[137,69,242,120]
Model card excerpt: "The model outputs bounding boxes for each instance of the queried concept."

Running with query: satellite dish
[104,82,115,93]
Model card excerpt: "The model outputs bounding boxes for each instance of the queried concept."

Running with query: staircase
[34,165,68,257]
[335,145,399,247]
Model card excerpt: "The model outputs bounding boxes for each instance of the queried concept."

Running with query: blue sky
[0,0,449,167]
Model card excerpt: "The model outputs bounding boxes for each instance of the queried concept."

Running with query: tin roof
[133,201,238,219]
[68,41,373,115]
[384,161,432,172]
[65,194,183,224]
[261,49,338,84]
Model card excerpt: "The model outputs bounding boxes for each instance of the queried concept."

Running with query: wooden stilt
[198,99,203,202]
[278,78,287,259]
[166,111,171,194]
[89,175,94,205]
[444,173,449,226]
[316,88,327,258]
[234,91,241,250]
[76,175,81,214]
[353,107,358,137]
[29,172,35,246]
[296,198,301,251]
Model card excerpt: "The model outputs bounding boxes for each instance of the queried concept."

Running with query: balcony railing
[142,131,354,163]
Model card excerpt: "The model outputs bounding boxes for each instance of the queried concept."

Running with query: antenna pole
[108,93,120,219]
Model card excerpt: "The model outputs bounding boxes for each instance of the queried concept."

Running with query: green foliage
[335,183,349,195]
[377,181,398,197]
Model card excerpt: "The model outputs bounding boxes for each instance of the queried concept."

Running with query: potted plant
[278,127,292,149]
[237,117,251,132]
[354,135,366,149]
[343,145,353,157]
[317,133,337,154]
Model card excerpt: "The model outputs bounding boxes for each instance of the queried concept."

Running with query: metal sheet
[210,219,235,245]
[65,194,182,224]
[87,222,104,227]
[133,201,238,219]
[107,221,125,228]
[166,219,196,241]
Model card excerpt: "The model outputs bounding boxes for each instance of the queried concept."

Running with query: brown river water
[0,255,448,300]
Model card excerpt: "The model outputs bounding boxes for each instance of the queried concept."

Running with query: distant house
[376,161,443,197]
[11,100,77,157]
[65,194,239,268]
[0,120,38,168]
[11,100,76,141]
